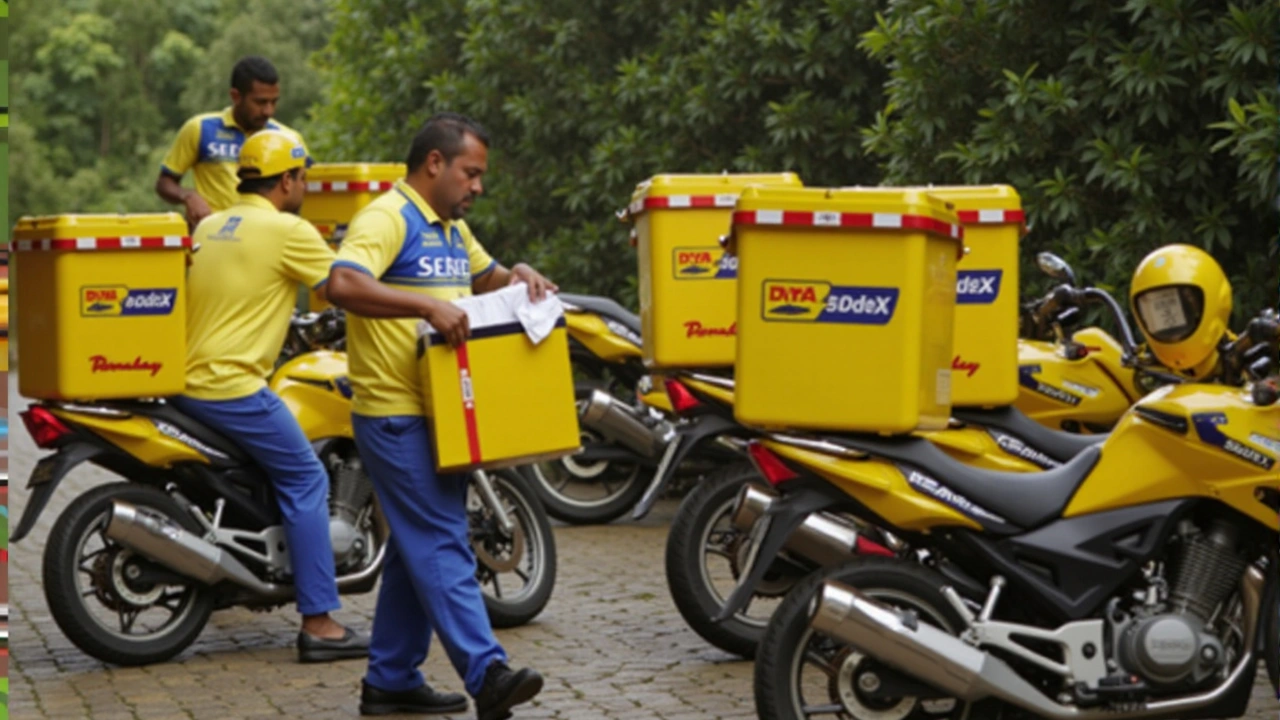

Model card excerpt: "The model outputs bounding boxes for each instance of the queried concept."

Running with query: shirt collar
[233,193,277,211]
[395,179,449,228]
[220,107,244,132]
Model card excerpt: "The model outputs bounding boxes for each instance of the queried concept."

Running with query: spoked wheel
[469,468,558,628]
[665,463,808,658]
[755,558,981,720]
[42,483,215,666]
[528,381,650,525]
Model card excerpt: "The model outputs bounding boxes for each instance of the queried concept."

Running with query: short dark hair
[236,167,301,195]
[231,56,279,95]
[406,112,490,172]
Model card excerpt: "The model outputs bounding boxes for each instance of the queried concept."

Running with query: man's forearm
[472,264,512,294]
[327,267,433,319]
[155,173,192,205]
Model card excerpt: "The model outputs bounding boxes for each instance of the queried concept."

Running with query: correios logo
[956,270,1002,305]
[762,280,898,325]
[672,247,736,280]
[81,286,178,317]
[90,355,164,377]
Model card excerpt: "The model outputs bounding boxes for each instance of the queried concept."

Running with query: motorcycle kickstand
[472,470,514,535]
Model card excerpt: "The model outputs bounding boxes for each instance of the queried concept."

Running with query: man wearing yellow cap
[171,130,378,665]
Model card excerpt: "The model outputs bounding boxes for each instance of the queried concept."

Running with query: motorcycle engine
[1112,519,1246,688]
[328,453,374,572]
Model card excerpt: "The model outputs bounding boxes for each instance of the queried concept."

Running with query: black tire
[754,558,977,720]
[664,462,802,659]
[472,468,558,628]
[42,483,216,666]
[528,382,651,525]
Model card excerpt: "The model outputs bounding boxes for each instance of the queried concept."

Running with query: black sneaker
[297,626,371,663]
[359,679,469,715]
[473,661,543,720]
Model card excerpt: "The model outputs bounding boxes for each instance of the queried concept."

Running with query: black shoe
[474,661,543,720]
[297,626,371,663]
[359,679,469,715]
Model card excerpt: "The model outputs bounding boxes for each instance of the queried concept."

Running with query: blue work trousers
[352,414,506,697]
[170,388,340,616]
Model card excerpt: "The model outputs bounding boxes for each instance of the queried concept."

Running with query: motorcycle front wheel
[42,482,216,666]
[469,467,558,628]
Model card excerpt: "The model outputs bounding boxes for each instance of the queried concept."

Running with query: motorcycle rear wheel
[42,482,216,666]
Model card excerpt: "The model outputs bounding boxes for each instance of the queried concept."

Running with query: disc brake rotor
[830,647,916,720]
[473,517,526,573]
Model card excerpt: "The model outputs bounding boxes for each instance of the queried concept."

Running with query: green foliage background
[10,0,1278,326]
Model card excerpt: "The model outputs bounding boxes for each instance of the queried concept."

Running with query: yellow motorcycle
[11,311,557,666]
[738,308,1280,719]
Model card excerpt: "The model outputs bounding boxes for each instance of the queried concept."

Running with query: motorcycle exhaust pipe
[105,500,282,595]
[104,500,388,600]
[729,485,876,568]
[580,389,672,458]
[809,577,1263,719]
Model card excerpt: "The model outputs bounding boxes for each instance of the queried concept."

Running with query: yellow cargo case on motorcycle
[731,187,965,434]
[417,285,581,474]
[627,172,803,370]
[299,162,405,311]
[13,213,191,401]
[910,185,1022,408]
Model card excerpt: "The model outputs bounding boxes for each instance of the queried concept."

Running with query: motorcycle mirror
[1037,251,1077,286]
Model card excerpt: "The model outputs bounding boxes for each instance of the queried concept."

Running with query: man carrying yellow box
[326,112,552,719]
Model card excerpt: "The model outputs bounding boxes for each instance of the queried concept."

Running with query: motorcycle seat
[114,400,253,466]
[826,432,1103,531]
[558,293,642,336]
[952,405,1106,463]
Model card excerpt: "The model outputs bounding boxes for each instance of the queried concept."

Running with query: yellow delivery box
[905,185,1023,408]
[626,172,804,369]
[731,187,965,434]
[417,285,581,473]
[301,163,405,311]
[13,213,191,400]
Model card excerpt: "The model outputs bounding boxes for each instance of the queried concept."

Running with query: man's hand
[184,193,213,229]
[423,297,470,348]
[509,263,558,302]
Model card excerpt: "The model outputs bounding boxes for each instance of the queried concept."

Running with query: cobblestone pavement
[6,374,1279,720]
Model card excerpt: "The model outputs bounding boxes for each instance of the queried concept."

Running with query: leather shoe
[359,679,468,715]
[296,626,371,663]
[474,661,543,720]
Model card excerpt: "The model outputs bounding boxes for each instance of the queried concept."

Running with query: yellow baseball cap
[237,129,309,178]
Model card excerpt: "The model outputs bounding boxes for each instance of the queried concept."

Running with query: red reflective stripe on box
[456,343,483,465]
[955,209,1025,225]
[628,193,740,215]
[14,235,192,251]
[731,210,963,240]
[306,181,394,193]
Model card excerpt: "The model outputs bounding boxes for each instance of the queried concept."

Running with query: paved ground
[5,371,1279,720]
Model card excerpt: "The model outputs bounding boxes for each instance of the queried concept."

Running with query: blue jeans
[352,413,506,697]
[170,388,340,616]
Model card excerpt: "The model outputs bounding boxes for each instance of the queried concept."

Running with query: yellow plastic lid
[733,185,963,246]
[898,185,1024,225]
[13,213,191,251]
[626,172,803,217]
[306,162,406,190]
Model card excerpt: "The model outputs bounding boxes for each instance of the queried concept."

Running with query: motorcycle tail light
[21,406,73,449]
[663,379,702,415]
[746,441,799,486]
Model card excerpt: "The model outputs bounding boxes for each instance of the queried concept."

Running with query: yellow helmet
[237,129,308,178]
[1129,244,1232,378]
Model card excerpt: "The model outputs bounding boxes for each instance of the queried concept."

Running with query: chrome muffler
[105,500,386,601]
[729,484,866,568]
[809,571,1264,720]
[580,389,673,458]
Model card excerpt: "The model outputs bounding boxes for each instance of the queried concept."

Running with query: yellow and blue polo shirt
[183,194,337,400]
[333,180,498,417]
[160,108,312,213]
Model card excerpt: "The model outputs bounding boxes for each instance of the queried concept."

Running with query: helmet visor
[1134,285,1204,343]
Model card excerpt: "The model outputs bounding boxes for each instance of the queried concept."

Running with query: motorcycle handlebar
[1029,284,1140,356]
